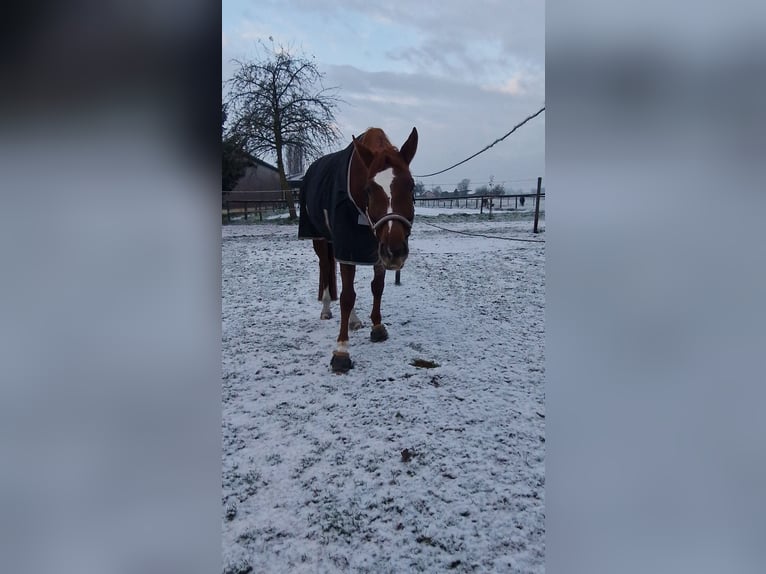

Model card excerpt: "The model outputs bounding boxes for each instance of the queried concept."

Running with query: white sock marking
[321,287,331,316]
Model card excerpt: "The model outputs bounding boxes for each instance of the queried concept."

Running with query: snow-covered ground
[222,211,545,573]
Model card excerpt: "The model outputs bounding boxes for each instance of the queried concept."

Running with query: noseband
[361,183,413,234]
[370,213,412,231]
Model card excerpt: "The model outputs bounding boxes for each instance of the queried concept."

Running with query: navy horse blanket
[298,143,379,265]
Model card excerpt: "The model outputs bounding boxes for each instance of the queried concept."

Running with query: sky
[222,0,545,192]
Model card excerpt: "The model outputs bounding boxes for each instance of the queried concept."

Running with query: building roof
[235,149,279,173]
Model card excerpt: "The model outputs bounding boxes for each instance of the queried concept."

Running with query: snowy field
[222,211,545,573]
[263,200,544,221]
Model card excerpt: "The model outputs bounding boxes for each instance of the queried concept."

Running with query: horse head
[352,127,418,271]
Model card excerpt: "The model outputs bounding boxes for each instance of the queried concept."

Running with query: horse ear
[352,136,375,169]
[400,127,418,165]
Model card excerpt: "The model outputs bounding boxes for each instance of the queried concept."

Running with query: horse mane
[359,127,397,153]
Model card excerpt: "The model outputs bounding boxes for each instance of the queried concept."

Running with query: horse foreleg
[369,263,388,342]
[321,287,332,319]
[331,263,356,372]
[313,240,337,319]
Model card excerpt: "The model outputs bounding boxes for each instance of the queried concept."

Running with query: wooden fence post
[533,177,542,233]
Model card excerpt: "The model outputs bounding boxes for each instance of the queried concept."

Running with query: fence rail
[222,188,300,222]
[222,188,546,223]
[414,192,544,214]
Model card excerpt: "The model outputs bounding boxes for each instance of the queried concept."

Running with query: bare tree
[456,178,471,197]
[225,41,342,219]
[222,103,249,192]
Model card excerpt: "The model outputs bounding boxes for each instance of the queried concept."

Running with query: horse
[298,126,418,372]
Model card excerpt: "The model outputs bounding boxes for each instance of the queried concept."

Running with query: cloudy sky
[222,0,545,192]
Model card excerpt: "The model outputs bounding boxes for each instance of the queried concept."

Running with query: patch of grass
[415,535,450,552]
[221,210,299,225]
[223,560,252,574]
[411,358,440,369]
[273,215,300,225]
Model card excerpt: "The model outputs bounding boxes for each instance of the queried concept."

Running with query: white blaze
[373,168,394,212]
[373,168,395,231]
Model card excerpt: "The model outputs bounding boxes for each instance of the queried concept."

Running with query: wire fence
[415,176,545,236]
[414,192,543,212]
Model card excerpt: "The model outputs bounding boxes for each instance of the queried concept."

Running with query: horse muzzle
[379,243,409,271]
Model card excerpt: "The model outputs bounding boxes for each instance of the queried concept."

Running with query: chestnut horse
[298,127,418,372]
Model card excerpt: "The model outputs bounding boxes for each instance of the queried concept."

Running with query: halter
[359,181,413,235]
[369,212,413,231]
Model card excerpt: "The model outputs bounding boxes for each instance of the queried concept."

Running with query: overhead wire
[413,106,545,178]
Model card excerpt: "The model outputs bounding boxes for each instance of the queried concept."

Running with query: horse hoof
[330,351,353,373]
[320,311,332,320]
[370,324,388,342]
[349,319,363,331]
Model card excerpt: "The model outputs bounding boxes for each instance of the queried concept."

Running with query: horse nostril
[391,245,408,259]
